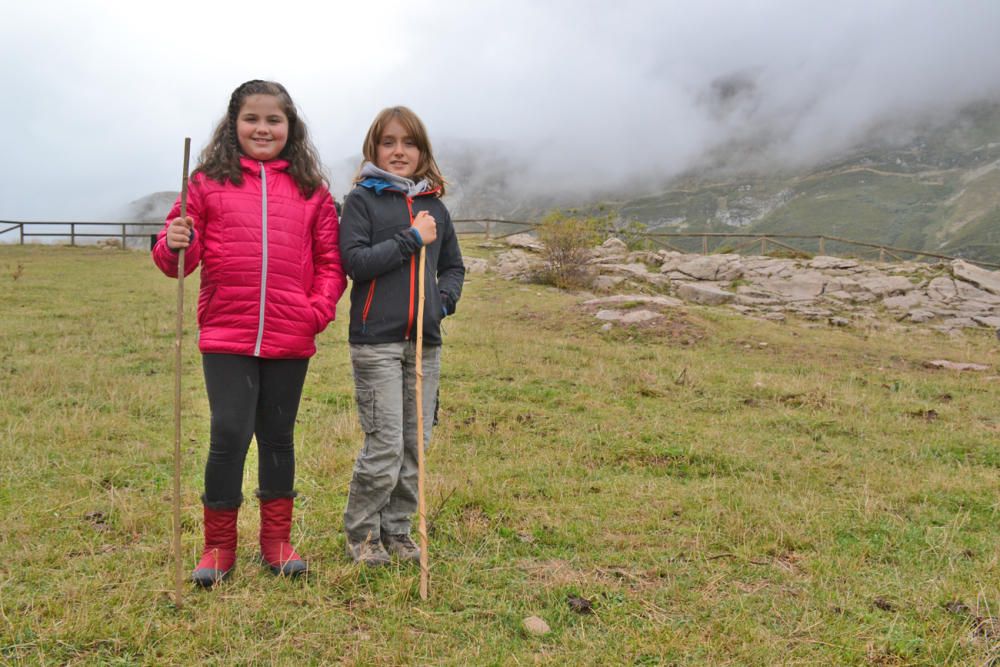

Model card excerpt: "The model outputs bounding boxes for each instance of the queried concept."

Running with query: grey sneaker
[381,533,421,563]
[346,536,391,567]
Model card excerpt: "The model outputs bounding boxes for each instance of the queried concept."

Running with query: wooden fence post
[818,236,825,255]
[121,224,127,250]
[70,223,76,247]
[19,223,24,245]
[760,238,767,255]
[702,235,708,254]
[485,220,491,240]
[879,247,885,262]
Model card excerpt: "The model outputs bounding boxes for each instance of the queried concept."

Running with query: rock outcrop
[484,235,1000,333]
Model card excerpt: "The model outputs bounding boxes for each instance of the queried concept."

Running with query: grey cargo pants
[344,342,441,542]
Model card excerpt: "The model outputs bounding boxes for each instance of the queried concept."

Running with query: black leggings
[201,353,309,508]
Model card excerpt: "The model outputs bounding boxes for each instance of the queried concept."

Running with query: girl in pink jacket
[152,80,347,587]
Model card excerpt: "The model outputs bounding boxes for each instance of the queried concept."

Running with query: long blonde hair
[355,106,446,196]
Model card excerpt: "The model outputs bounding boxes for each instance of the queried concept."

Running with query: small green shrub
[611,218,652,250]
[535,210,601,289]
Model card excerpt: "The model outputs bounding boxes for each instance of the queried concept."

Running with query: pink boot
[259,496,308,578]
[192,505,238,587]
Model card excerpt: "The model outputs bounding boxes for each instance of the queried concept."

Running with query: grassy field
[1,244,999,665]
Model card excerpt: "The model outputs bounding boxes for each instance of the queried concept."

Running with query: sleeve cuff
[409,227,423,246]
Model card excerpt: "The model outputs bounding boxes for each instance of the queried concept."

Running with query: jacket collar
[239,155,290,173]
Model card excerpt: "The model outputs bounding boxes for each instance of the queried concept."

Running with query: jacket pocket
[355,388,378,434]
[197,285,217,328]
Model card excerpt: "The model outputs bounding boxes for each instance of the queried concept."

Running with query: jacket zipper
[361,280,376,334]
[253,161,268,356]
[359,187,440,339]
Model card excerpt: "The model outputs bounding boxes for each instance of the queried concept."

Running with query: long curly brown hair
[354,106,446,196]
[194,80,327,198]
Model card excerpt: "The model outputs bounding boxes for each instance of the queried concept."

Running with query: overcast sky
[2,0,999,220]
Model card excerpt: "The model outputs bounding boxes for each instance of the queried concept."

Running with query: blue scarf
[357,162,431,197]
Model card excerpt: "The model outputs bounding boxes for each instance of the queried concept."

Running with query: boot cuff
[255,489,298,501]
[202,493,243,510]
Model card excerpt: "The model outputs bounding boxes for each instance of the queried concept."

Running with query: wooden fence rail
[3,219,999,270]
[0,221,158,249]
[452,219,1000,270]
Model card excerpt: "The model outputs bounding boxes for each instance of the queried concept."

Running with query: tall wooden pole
[173,137,191,607]
[415,246,429,600]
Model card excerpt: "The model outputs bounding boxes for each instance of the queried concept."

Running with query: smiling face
[236,94,289,161]
[375,118,421,179]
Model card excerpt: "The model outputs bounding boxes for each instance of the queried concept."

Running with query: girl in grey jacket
[339,106,465,565]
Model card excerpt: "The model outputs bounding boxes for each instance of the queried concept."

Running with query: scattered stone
[504,233,544,251]
[735,293,781,306]
[591,237,628,260]
[592,308,664,325]
[668,254,743,281]
[626,250,661,265]
[522,616,551,636]
[602,262,672,287]
[620,309,663,324]
[809,256,860,270]
[464,258,489,274]
[952,259,1000,295]
[828,317,850,327]
[924,360,989,371]
[821,291,851,303]
[906,309,936,323]
[926,277,958,302]
[495,249,543,280]
[678,282,734,305]
[942,317,979,329]
[955,281,1000,303]
[857,275,915,296]
[754,272,827,301]
[788,306,833,320]
[882,293,926,311]
[591,275,626,292]
[582,295,683,308]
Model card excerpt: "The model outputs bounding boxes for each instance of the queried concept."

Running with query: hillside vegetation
[1,244,998,665]
[610,102,1000,262]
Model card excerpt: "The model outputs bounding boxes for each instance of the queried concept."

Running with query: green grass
[1,244,999,665]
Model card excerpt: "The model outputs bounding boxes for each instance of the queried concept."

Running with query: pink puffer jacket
[152,157,347,359]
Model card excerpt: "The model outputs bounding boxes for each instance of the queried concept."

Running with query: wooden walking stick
[172,137,191,607]
[415,245,430,599]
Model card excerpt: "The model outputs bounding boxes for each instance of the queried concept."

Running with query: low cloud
[2,0,999,219]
